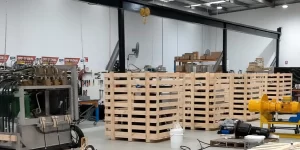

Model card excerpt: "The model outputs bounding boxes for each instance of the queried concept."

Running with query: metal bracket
[51,116,59,127]
[65,115,72,124]
[39,117,46,129]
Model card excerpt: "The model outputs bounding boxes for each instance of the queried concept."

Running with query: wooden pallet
[257,73,293,100]
[249,142,300,150]
[105,72,182,142]
[104,72,292,142]
[210,138,279,149]
[182,73,229,130]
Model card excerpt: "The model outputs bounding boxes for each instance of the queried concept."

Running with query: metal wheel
[93,121,97,126]
[85,145,95,150]
[70,125,84,148]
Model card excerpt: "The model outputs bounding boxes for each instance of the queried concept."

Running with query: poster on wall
[17,55,36,65]
[41,56,59,65]
[0,55,9,63]
[64,58,80,66]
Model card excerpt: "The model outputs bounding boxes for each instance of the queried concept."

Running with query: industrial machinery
[217,119,270,138]
[0,65,87,149]
[249,94,300,138]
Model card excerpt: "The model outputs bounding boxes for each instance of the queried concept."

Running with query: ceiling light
[160,0,173,2]
[282,4,288,8]
[208,0,226,5]
[191,4,202,6]
[204,0,226,6]
[217,6,223,9]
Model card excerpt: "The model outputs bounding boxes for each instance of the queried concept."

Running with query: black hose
[180,139,210,150]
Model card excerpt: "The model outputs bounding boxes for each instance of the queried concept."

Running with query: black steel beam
[276,27,282,67]
[230,0,250,8]
[254,0,275,7]
[118,0,126,72]
[79,0,119,7]
[124,0,280,39]
[223,24,227,73]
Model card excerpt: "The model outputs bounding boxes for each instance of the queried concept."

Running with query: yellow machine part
[248,94,300,114]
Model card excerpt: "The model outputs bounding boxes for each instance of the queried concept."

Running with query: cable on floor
[180,139,210,150]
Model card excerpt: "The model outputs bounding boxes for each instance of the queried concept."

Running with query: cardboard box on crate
[104,72,182,143]
[182,73,229,130]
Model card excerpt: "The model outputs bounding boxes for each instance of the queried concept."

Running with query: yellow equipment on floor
[248,94,300,138]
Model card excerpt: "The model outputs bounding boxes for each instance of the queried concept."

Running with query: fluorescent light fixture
[191,4,202,6]
[282,4,288,8]
[208,0,226,5]
[204,0,226,6]
[217,6,223,9]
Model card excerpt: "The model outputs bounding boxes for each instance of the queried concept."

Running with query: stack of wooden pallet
[230,74,261,121]
[104,72,293,142]
[182,73,229,130]
[104,73,182,142]
[260,73,293,100]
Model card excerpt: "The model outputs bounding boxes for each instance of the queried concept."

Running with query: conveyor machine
[0,65,84,149]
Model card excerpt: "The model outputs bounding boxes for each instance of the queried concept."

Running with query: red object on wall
[0,55,9,63]
[64,58,80,66]
[17,55,36,64]
[41,56,59,65]
[84,57,89,62]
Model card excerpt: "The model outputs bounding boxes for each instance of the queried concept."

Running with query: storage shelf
[175,59,217,62]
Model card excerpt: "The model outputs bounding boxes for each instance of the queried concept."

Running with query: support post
[222,24,227,73]
[118,0,126,72]
[276,27,282,67]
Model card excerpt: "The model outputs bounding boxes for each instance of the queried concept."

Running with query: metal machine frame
[249,94,300,139]
[0,65,80,150]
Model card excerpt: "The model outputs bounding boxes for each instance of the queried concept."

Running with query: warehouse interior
[1,0,300,150]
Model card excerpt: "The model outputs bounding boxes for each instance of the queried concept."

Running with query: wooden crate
[104,72,182,142]
[230,74,260,121]
[182,73,229,130]
[248,73,293,101]
[262,73,292,100]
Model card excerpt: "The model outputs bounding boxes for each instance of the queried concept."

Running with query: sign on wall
[0,55,9,63]
[41,56,59,65]
[64,58,80,66]
[17,55,36,65]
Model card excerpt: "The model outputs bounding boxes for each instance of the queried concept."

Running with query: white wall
[125,11,211,72]
[0,0,211,98]
[0,0,118,72]
[214,3,300,71]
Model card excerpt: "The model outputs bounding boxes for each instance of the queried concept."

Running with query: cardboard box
[200,55,207,60]
[192,52,199,60]
[210,52,222,60]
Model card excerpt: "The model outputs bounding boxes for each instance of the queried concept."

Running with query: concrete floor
[79,120,296,150]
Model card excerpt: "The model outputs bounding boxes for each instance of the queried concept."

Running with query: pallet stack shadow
[104,73,182,142]
[229,74,261,121]
[182,73,229,130]
[258,73,292,100]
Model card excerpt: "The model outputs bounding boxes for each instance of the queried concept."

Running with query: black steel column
[276,27,282,68]
[118,0,126,72]
[222,24,227,73]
